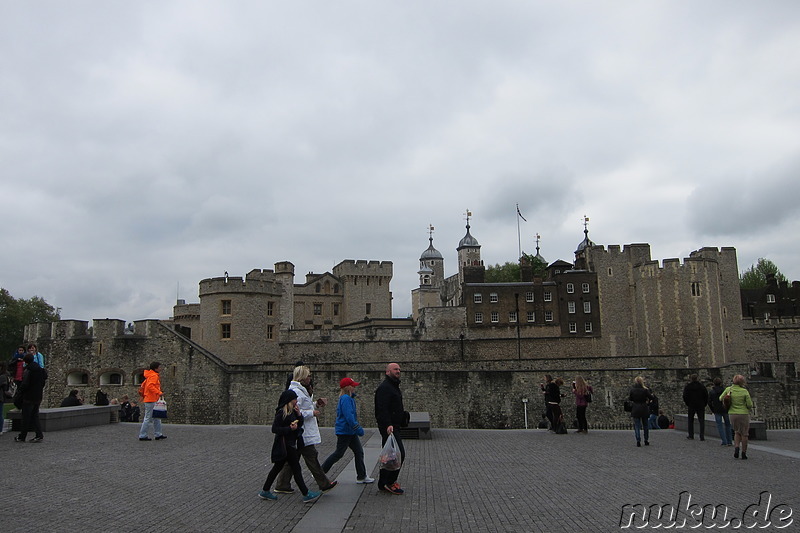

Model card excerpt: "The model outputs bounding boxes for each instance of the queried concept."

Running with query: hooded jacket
[288,380,322,446]
[270,389,304,463]
[141,369,163,403]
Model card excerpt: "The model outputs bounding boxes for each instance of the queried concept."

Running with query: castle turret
[419,224,444,287]
[457,210,483,285]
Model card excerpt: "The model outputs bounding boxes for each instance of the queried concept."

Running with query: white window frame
[475,312,483,324]
[474,293,483,304]
[490,311,499,323]
[568,302,576,314]
[544,291,552,302]
[566,283,574,294]
[582,283,590,293]
[584,301,591,313]
[545,310,553,322]
[527,311,535,323]
[569,322,577,334]
[767,294,776,304]
[509,311,517,323]
[585,322,593,333]
[525,291,534,303]
[490,293,499,303]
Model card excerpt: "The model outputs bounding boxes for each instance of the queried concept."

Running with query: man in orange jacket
[138,361,166,441]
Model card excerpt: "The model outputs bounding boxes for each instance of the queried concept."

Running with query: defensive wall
[24,318,800,431]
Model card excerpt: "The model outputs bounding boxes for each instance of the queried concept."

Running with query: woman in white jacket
[273,366,338,494]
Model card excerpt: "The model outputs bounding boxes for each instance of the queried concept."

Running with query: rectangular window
[490,293,498,303]
[527,311,535,322]
[767,294,776,304]
[267,301,274,316]
[266,325,273,340]
[509,311,517,323]
[566,283,574,294]
[582,283,590,293]
[568,302,576,314]
[221,300,231,315]
[525,291,534,302]
[475,312,483,324]
[474,293,483,304]
[545,311,553,322]
[585,322,593,333]
[313,303,322,315]
[333,303,340,316]
[583,301,591,313]
[569,322,577,334]
[366,303,371,315]
[691,282,702,297]
[491,311,499,323]
[221,323,231,339]
[544,291,552,302]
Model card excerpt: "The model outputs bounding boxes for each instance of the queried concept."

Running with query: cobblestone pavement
[2,423,797,532]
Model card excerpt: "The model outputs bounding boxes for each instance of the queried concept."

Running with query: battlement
[332,259,394,278]
[635,255,722,273]
[24,318,166,342]
[199,270,283,296]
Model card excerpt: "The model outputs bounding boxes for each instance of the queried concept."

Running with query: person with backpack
[15,352,47,443]
[138,361,166,441]
[709,377,732,446]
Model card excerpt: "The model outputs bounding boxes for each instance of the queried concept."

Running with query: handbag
[584,392,592,403]
[379,434,402,471]
[153,399,168,419]
[722,389,732,411]
[623,400,633,413]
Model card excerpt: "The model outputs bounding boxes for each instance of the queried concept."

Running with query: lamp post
[522,397,529,429]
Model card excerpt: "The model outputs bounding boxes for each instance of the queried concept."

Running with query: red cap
[340,377,360,388]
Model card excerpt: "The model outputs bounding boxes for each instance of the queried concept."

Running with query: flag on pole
[516,204,527,222]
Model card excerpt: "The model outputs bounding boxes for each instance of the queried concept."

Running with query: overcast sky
[2,1,799,323]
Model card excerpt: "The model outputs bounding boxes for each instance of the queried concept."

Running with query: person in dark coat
[15,353,47,443]
[708,377,732,446]
[629,376,654,447]
[375,362,407,495]
[258,389,321,503]
[60,389,83,407]
[683,374,709,441]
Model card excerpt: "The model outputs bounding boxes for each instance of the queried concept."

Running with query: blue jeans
[138,402,163,438]
[714,413,732,445]
[633,417,649,443]
[321,434,367,480]
[648,414,659,429]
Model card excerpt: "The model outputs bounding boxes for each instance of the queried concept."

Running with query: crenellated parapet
[24,318,169,342]
[332,259,393,279]
[199,269,284,296]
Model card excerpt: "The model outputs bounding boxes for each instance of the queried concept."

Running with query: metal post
[522,397,529,429]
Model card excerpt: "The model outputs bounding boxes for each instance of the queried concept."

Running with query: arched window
[134,371,146,385]
[100,371,123,386]
[67,371,89,386]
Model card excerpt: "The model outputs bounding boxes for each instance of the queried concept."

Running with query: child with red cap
[320,377,375,484]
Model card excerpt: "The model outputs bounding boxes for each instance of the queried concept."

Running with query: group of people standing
[1,344,47,442]
[259,362,408,503]
[541,374,593,434]
[628,374,754,459]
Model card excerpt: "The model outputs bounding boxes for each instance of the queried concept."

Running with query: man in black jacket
[16,353,47,443]
[375,362,406,495]
[682,374,709,441]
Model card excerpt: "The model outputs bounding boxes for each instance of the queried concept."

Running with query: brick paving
[2,423,798,532]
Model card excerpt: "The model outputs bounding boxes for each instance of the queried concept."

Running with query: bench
[8,405,121,432]
[673,413,767,440]
[396,411,431,440]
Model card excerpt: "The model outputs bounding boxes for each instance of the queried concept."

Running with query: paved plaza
[2,422,798,532]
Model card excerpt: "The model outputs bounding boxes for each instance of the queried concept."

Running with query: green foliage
[0,288,60,357]
[739,258,787,289]
[484,253,549,283]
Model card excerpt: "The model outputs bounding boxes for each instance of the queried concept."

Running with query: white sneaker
[356,476,375,484]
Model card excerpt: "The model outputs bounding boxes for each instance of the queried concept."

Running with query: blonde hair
[733,374,747,387]
[282,400,295,418]
[634,376,646,387]
[293,365,310,382]
[340,385,354,396]
[575,376,588,395]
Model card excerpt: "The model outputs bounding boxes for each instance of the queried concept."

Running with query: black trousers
[377,429,405,488]
[576,406,588,432]
[20,401,43,440]
[687,406,705,438]
[263,446,309,495]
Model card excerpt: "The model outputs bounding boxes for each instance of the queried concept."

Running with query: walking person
[138,361,166,441]
[321,377,374,484]
[15,352,47,443]
[0,363,12,434]
[683,374,709,441]
[708,377,733,446]
[258,389,321,503]
[722,375,754,460]
[629,376,654,447]
[572,376,592,433]
[274,366,337,494]
[546,378,566,433]
[375,362,407,495]
[647,394,660,430]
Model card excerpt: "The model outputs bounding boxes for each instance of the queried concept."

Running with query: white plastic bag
[379,433,402,471]
[153,399,168,419]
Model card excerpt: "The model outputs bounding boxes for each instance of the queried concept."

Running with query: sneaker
[155,435,167,440]
[14,436,26,443]
[273,487,295,494]
[303,491,321,503]
[741,452,748,460]
[321,481,338,492]
[381,482,404,495]
[356,477,375,484]
[258,490,277,501]
[139,437,152,441]
[30,437,43,443]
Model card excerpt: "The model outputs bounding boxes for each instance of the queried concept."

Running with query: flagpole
[516,203,522,260]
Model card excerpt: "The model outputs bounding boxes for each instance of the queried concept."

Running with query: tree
[740,258,787,289]
[0,288,60,356]
[484,253,548,283]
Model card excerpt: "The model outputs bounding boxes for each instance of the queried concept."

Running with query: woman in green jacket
[721,374,754,460]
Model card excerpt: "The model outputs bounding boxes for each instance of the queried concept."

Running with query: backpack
[1,374,15,400]
[95,389,109,406]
